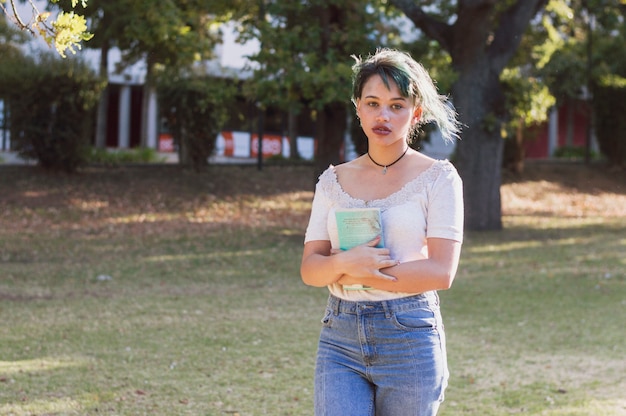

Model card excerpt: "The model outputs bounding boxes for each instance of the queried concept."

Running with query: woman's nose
[376,107,390,121]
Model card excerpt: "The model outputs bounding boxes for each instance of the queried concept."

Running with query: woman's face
[356,74,421,147]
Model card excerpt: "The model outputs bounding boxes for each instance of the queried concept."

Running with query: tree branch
[388,0,453,52]
[458,0,497,9]
[488,0,549,71]
[1,0,35,34]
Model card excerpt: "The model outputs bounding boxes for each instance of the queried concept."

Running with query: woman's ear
[413,106,423,124]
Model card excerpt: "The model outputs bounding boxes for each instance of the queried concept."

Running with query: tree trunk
[503,120,526,174]
[452,66,505,231]
[95,41,110,149]
[140,55,156,148]
[178,126,190,166]
[314,102,347,176]
[566,99,574,146]
[288,108,300,159]
[390,0,549,230]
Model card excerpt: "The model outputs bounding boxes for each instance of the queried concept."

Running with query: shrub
[593,81,626,167]
[158,72,236,170]
[553,145,599,160]
[0,52,104,172]
[88,147,165,165]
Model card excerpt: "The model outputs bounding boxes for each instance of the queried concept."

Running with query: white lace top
[304,159,464,301]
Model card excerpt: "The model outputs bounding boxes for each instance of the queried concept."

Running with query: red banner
[250,134,283,158]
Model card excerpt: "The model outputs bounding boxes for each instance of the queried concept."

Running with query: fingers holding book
[332,237,399,284]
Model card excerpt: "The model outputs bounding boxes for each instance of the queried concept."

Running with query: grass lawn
[1,162,624,415]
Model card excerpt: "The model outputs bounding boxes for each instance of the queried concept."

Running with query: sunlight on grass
[108,212,180,223]
[0,397,83,415]
[467,240,544,253]
[541,399,626,416]
[22,191,50,198]
[144,253,209,262]
[0,356,87,375]
[69,198,109,211]
[502,215,616,228]
[144,249,268,263]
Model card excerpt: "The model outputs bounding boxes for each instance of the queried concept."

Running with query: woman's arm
[300,237,399,287]
[336,237,462,293]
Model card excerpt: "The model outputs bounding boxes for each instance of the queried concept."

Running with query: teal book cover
[335,208,384,290]
[335,208,385,250]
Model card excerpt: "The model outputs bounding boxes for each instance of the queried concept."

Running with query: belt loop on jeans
[330,295,340,316]
[382,300,392,319]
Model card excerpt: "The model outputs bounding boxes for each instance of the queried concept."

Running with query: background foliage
[157,72,237,170]
[1,0,626,221]
[0,51,104,172]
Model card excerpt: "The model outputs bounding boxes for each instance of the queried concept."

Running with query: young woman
[300,49,464,416]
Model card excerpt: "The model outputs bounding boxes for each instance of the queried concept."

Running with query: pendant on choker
[367,148,409,175]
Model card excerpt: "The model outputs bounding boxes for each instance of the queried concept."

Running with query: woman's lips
[372,125,391,135]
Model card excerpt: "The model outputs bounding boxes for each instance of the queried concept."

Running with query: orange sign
[159,133,175,152]
[250,134,283,158]
[221,131,234,156]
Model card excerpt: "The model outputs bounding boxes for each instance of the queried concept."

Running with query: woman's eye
[367,102,378,107]
[392,104,403,110]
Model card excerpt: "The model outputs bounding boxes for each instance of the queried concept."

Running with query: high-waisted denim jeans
[314,293,448,416]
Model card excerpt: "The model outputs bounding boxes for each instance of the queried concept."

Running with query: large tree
[54,0,131,148]
[389,0,549,230]
[101,0,232,149]
[55,0,243,151]
[240,0,391,173]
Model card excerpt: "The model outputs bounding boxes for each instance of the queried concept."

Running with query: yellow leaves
[36,11,51,22]
[10,0,92,58]
[49,0,88,6]
[546,0,574,20]
[52,12,93,57]
[598,74,626,88]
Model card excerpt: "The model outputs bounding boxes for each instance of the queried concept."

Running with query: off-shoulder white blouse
[304,159,464,301]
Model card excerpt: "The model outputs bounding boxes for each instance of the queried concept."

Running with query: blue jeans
[314,293,448,416]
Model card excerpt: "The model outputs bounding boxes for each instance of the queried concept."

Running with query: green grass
[1,164,625,415]
[440,216,625,415]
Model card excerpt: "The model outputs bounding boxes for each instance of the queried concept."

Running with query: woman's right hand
[332,236,398,283]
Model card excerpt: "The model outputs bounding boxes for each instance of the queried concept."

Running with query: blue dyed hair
[351,48,460,142]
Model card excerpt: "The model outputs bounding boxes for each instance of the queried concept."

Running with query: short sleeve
[304,170,333,243]
[426,164,464,242]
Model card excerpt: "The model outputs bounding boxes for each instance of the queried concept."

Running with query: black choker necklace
[367,148,409,175]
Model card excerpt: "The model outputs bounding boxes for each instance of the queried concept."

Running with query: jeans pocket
[320,308,334,328]
[392,306,437,331]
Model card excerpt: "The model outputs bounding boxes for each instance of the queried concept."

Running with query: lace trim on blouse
[318,159,455,210]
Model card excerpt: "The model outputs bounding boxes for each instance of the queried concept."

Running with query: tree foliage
[0,51,104,171]
[54,0,244,150]
[239,0,392,170]
[0,0,92,57]
[536,0,626,165]
[157,70,237,170]
[387,0,551,230]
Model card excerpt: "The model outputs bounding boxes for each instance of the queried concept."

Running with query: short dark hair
[351,48,461,142]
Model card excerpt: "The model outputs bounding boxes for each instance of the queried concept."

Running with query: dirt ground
[500,161,625,218]
[0,161,624,229]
